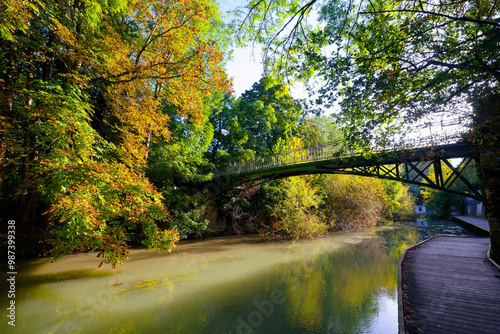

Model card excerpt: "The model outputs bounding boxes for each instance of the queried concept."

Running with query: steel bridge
[212,130,483,201]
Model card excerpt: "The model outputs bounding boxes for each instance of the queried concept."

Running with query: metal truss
[314,155,482,201]
[213,143,483,201]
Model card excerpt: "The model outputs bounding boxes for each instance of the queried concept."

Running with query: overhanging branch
[362,9,500,28]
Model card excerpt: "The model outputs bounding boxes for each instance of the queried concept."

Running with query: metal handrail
[213,130,466,178]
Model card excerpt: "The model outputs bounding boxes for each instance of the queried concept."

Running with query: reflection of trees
[284,259,325,331]
[34,227,422,333]
[272,227,420,332]
[376,226,421,260]
[142,228,421,333]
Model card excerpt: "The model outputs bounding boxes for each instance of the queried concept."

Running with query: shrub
[322,175,385,230]
[382,180,417,221]
[264,176,327,239]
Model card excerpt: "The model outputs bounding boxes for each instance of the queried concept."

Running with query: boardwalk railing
[213,130,466,178]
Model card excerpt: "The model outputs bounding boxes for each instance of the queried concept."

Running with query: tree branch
[362,9,500,28]
[429,60,493,72]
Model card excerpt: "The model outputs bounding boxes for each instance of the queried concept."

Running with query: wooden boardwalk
[452,215,490,235]
[400,236,500,333]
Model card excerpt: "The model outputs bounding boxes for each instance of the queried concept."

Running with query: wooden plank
[405,270,500,283]
[421,322,499,334]
[405,267,499,280]
[405,285,500,299]
[408,299,500,321]
[408,315,500,334]
[408,297,500,314]
[406,258,495,271]
[452,215,490,232]
[405,286,500,302]
[400,236,500,333]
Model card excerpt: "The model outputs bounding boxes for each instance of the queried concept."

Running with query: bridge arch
[212,141,483,201]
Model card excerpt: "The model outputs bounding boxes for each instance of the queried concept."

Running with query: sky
[225,46,263,97]
[219,1,315,100]
[217,1,261,97]
[225,45,310,100]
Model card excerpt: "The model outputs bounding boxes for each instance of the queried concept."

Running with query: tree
[0,0,229,265]
[207,77,306,166]
[380,180,417,221]
[146,99,216,239]
[237,77,306,154]
[206,92,255,166]
[298,114,343,148]
[236,0,500,259]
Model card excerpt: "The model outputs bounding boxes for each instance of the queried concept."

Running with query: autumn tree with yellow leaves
[0,0,230,265]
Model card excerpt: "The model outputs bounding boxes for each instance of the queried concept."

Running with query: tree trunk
[472,93,500,261]
[480,151,500,261]
[1,40,17,212]
[18,191,41,230]
[17,24,39,231]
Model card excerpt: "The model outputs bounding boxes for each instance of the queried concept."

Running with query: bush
[322,175,385,230]
[263,176,327,239]
[382,180,417,221]
[393,188,418,221]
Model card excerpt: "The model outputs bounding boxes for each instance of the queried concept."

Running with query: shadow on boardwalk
[400,235,500,334]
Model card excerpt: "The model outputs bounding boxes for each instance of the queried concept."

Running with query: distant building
[462,197,485,218]
[415,205,426,214]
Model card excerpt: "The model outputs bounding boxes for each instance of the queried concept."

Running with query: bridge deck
[214,142,483,201]
[400,236,500,333]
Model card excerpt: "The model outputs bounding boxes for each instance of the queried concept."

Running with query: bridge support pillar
[197,180,229,234]
[200,197,227,233]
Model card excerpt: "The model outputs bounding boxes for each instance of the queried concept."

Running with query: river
[1,220,474,333]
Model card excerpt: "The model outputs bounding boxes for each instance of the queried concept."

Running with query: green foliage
[0,0,43,41]
[298,114,343,147]
[146,135,212,239]
[207,93,256,165]
[382,180,417,221]
[46,159,178,267]
[264,176,326,239]
[423,189,462,219]
[251,172,417,239]
[25,84,179,266]
[322,175,386,230]
[392,187,418,221]
[146,100,216,239]
[207,77,307,166]
[382,180,403,218]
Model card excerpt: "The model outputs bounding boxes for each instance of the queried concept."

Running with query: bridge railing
[213,130,466,178]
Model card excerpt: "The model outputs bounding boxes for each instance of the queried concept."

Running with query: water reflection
[415,219,427,227]
[0,221,467,333]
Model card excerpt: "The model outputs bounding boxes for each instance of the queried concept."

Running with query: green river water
[1,220,474,333]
